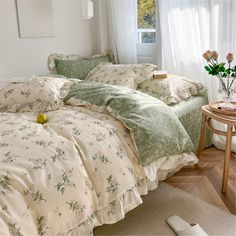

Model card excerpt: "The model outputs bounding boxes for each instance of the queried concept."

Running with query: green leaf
[218,63,226,67]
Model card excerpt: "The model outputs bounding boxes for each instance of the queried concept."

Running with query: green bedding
[65,81,194,167]
[169,95,212,151]
[141,90,212,151]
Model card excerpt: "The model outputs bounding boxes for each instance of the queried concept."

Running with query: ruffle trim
[61,186,142,236]
[61,152,198,235]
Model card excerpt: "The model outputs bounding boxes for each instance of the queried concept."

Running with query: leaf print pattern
[0,142,8,147]
[2,205,8,212]
[92,133,106,142]
[35,140,53,148]
[72,127,81,136]
[106,175,119,193]
[0,175,11,195]
[66,201,86,214]
[53,207,63,218]
[1,130,13,136]
[92,153,111,164]
[3,89,14,98]
[55,169,76,194]
[21,89,31,98]
[116,144,125,159]
[29,158,47,172]
[0,102,196,235]
[24,187,47,203]
[18,125,31,131]
[8,223,23,236]
[37,216,48,236]
[106,201,117,216]
[50,148,66,162]
[1,152,17,164]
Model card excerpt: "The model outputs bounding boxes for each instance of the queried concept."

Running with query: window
[137,0,156,44]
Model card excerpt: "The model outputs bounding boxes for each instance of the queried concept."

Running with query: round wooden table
[197,105,236,194]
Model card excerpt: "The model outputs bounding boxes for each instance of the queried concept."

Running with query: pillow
[0,76,73,112]
[47,49,115,79]
[0,76,33,92]
[54,56,110,80]
[85,63,156,89]
[138,74,205,104]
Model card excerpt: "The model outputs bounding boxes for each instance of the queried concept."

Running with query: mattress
[169,95,212,151]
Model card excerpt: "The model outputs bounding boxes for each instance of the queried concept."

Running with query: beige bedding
[0,105,197,236]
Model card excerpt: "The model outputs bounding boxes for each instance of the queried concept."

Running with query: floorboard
[166,147,236,215]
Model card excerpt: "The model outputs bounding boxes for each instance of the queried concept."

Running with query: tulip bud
[226,53,233,62]
[212,51,218,60]
[203,51,211,60]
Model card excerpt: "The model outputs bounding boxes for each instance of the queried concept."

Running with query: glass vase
[218,77,236,107]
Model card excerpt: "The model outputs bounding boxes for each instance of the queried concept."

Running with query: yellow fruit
[37,113,48,124]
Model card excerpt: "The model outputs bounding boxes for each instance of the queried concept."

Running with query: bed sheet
[169,95,213,151]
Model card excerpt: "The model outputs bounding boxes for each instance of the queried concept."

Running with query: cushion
[138,74,205,104]
[85,63,156,89]
[0,76,73,112]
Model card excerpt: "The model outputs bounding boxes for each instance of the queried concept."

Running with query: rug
[94,183,236,236]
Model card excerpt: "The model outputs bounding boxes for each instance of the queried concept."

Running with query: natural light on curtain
[107,0,138,64]
[159,0,236,151]
[159,0,236,101]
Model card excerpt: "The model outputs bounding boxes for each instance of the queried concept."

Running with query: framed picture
[16,0,54,38]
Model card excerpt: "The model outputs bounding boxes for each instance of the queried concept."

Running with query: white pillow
[138,74,205,104]
[0,76,33,91]
[0,76,72,112]
[85,63,156,89]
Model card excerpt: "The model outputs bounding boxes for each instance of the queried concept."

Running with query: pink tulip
[211,51,218,60]
[226,53,233,62]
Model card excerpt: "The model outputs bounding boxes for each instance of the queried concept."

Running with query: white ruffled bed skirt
[65,152,197,235]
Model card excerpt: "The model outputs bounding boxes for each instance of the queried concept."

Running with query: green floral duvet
[65,81,194,167]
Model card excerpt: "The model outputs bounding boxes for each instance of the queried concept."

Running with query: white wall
[0,0,93,79]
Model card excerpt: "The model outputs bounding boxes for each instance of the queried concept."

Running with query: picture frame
[16,0,54,38]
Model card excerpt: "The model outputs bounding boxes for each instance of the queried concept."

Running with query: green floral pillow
[54,56,110,80]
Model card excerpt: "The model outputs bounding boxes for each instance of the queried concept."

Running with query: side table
[197,105,236,194]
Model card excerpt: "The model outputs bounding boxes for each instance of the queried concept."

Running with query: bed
[47,52,213,153]
[0,76,198,235]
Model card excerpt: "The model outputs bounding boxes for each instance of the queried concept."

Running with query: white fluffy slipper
[166,215,208,236]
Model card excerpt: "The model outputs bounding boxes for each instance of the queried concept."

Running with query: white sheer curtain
[159,0,236,151]
[107,0,138,63]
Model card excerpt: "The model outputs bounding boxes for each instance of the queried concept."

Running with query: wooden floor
[166,147,236,215]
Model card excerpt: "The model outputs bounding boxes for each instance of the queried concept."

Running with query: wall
[0,0,93,79]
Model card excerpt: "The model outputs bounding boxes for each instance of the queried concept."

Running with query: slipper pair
[167,215,208,236]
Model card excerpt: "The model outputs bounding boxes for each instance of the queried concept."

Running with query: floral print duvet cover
[0,104,197,236]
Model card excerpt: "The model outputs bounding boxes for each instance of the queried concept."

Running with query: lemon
[37,113,48,124]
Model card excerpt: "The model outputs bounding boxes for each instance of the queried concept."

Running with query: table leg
[197,113,207,159]
[221,125,233,194]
